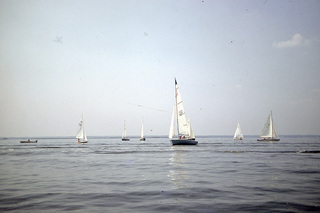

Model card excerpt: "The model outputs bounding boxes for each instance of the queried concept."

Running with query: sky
[0,0,320,137]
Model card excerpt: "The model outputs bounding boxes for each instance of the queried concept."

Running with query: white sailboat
[140,120,146,141]
[76,114,88,143]
[122,120,130,141]
[233,123,243,140]
[257,111,280,141]
[169,78,198,145]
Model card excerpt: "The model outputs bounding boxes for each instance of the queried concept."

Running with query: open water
[0,135,319,212]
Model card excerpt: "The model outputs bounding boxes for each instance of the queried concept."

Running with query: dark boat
[20,139,37,143]
[171,139,198,145]
[257,138,280,142]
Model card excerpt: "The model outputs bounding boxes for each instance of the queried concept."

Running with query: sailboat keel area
[257,138,280,142]
[171,139,198,145]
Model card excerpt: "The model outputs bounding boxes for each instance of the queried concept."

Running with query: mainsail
[175,79,189,136]
[233,123,243,140]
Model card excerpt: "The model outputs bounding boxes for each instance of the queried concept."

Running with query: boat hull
[78,141,88,143]
[140,137,146,141]
[122,138,130,141]
[20,140,37,143]
[257,138,280,141]
[171,139,198,145]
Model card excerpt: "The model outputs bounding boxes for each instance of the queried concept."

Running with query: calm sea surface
[0,136,319,212]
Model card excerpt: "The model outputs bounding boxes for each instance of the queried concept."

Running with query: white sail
[122,120,127,138]
[76,114,88,143]
[169,106,175,139]
[175,79,188,135]
[233,123,243,140]
[259,111,279,139]
[76,121,84,139]
[187,118,195,139]
[140,121,144,138]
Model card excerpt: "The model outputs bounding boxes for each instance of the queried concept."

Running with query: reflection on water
[168,146,190,189]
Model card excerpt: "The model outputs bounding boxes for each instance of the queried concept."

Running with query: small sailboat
[122,120,130,141]
[169,78,198,145]
[140,121,146,141]
[233,123,243,140]
[20,139,38,143]
[76,114,88,143]
[257,111,280,141]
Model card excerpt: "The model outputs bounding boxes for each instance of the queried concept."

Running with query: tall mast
[81,114,84,141]
[175,78,180,136]
[271,111,273,139]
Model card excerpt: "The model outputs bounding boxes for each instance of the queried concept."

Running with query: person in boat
[77,139,79,143]
[28,139,30,142]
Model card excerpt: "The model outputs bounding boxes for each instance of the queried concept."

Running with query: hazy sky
[1,0,320,137]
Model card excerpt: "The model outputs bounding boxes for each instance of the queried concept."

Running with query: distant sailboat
[140,120,146,141]
[122,120,130,141]
[76,114,88,143]
[233,123,243,140]
[20,139,38,143]
[257,111,280,141]
[169,78,198,145]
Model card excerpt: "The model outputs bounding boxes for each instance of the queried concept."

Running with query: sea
[0,135,319,212]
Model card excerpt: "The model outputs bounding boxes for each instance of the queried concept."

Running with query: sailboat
[76,114,88,143]
[233,123,243,140]
[140,121,146,141]
[257,111,280,141]
[122,120,130,141]
[20,139,38,143]
[169,78,198,145]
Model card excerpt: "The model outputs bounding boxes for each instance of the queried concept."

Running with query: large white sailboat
[140,120,146,141]
[122,120,130,141]
[76,114,88,143]
[169,78,198,145]
[257,111,280,141]
[233,123,243,140]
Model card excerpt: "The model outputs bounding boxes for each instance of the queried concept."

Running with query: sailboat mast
[271,111,273,140]
[174,78,180,136]
[81,114,84,141]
